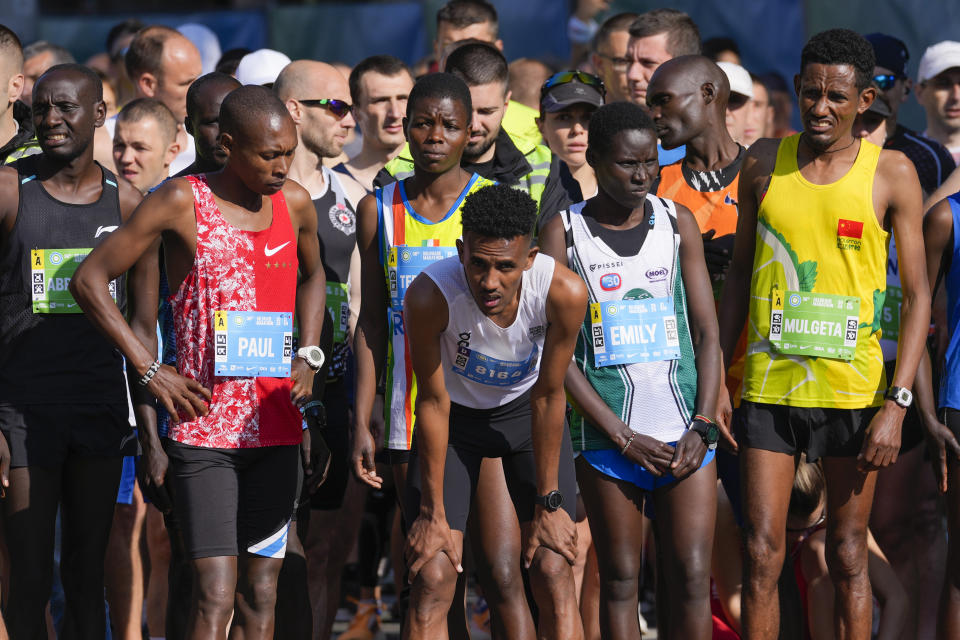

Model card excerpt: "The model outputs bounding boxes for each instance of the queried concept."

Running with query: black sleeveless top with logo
[0,156,126,405]
[313,166,357,380]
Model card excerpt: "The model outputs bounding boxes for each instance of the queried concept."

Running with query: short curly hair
[588,102,656,159]
[407,72,472,121]
[800,29,876,92]
[461,184,538,239]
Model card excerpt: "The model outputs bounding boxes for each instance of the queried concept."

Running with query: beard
[462,131,497,162]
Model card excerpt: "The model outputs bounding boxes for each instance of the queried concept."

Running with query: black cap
[540,82,604,113]
[865,33,909,75]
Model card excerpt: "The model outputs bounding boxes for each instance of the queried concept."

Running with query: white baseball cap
[918,41,960,83]
[717,61,754,100]
[235,49,291,87]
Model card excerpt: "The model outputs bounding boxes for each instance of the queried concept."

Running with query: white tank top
[423,252,555,410]
[563,195,697,446]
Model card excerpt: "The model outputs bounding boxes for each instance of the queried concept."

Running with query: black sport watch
[534,490,564,512]
[689,417,719,451]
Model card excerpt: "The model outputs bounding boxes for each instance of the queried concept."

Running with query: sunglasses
[872,73,901,91]
[541,71,606,99]
[298,98,352,118]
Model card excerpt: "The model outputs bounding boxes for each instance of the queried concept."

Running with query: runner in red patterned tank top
[170,173,302,449]
[73,85,326,640]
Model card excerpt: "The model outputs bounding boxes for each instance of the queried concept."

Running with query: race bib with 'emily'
[589,298,681,367]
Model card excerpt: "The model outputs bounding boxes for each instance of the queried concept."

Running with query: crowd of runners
[1,1,960,639]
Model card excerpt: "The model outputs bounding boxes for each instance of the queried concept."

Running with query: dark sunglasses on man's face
[298,98,352,118]
[873,74,900,91]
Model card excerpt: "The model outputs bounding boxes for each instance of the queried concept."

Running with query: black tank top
[313,166,357,380]
[0,156,126,405]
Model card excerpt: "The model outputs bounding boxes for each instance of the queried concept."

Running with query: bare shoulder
[404,272,447,319]
[116,177,143,221]
[282,178,312,212]
[548,259,587,308]
[333,169,368,210]
[877,147,919,184]
[743,137,781,177]
[923,195,955,236]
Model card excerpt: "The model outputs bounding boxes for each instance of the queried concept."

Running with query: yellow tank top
[742,134,888,408]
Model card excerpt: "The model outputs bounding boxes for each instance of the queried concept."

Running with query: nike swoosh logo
[95,225,118,238]
[264,241,290,257]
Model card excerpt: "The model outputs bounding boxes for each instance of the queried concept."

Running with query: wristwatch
[885,386,913,409]
[534,490,564,512]
[689,417,719,451]
[296,346,325,372]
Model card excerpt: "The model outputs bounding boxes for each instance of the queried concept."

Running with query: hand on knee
[412,554,458,601]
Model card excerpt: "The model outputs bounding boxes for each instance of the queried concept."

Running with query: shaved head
[646,55,738,150]
[649,55,729,112]
[220,84,294,141]
[274,60,347,103]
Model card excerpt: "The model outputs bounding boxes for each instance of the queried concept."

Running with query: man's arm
[859,152,931,470]
[402,273,461,578]
[538,214,677,474]
[671,204,724,476]
[523,261,586,567]
[916,198,960,491]
[286,182,325,406]
[352,193,388,487]
[71,178,211,421]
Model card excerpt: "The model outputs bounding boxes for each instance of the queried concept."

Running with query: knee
[529,548,571,591]
[744,525,786,583]
[666,548,712,602]
[597,554,641,603]
[194,574,236,620]
[245,570,280,613]
[413,556,458,604]
[483,557,524,601]
[825,530,867,584]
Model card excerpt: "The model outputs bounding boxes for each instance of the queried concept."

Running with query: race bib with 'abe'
[589,298,681,367]
[31,248,116,313]
[769,289,859,361]
[387,245,457,308]
[214,310,293,377]
[452,344,538,387]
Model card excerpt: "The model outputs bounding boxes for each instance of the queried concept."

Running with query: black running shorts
[406,391,578,531]
[166,441,300,559]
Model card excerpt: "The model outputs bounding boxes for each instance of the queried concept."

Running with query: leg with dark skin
[232,556,284,640]
[404,531,464,640]
[59,455,123,639]
[104,483,147,640]
[2,466,61,639]
[468,457,536,640]
[275,515,311,640]
[188,556,238,639]
[575,456,644,640]
[652,460,717,640]
[941,458,960,639]
[740,447,798,640]
[820,458,878,640]
[870,445,946,640]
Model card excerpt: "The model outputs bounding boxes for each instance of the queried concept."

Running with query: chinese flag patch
[837,218,863,239]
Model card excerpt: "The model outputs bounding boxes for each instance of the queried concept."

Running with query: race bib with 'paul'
[31,248,116,313]
[452,344,538,387]
[769,289,859,361]
[589,298,681,367]
[214,310,293,377]
[387,245,457,308]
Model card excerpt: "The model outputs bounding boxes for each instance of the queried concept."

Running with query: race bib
[214,310,293,377]
[387,245,456,308]
[769,289,859,361]
[31,248,116,313]
[452,344,538,387]
[589,298,681,367]
[326,281,350,346]
[879,285,901,342]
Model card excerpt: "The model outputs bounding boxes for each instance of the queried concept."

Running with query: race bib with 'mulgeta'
[769,289,859,361]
